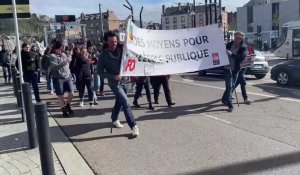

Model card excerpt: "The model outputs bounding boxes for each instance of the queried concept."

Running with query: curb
[48,112,95,175]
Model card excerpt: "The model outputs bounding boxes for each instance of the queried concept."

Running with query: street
[41,63,300,175]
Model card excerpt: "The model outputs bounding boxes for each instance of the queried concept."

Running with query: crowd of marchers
[0,30,253,137]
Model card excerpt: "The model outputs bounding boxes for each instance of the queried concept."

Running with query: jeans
[234,68,248,100]
[221,69,239,106]
[134,77,152,103]
[93,73,100,99]
[76,78,93,102]
[100,77,104,92]
[46,75,53,91]
[37,70,41,83]
[2,66,11,82]
[110,84,136,129]
[23,71,41,102]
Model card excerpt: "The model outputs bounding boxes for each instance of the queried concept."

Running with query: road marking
[188,75,300,92]
[202,113,232,124]
[172,79,300,103]
[247,82,300,92]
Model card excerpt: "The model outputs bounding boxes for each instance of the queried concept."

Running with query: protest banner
[120,18,229,76]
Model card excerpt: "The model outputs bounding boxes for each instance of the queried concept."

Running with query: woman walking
[73,47,94,108]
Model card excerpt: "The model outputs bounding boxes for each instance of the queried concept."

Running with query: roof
[162,4,206,16]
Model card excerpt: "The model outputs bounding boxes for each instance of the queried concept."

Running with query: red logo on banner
[125,58,136,72]
[212,52,220,65]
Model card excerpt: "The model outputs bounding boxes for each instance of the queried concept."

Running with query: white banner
[120,19,229,76]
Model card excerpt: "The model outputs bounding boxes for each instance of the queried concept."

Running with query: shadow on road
[183,151,300,175]
[252,83,300,100]
[136,99,228,122]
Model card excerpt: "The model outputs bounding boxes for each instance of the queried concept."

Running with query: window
[173,25,177,29]
[91,31,94,34]
[181,16,185,22]
[173,16,177,23]
[181,24,186,29]
[166,26,169,30]
[165,17,169,24]
[90,23,93,28]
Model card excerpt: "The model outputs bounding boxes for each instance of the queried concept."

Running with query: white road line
[172,79,300,103]
[202,113,232,124]
[189,75,300,92]
[247,82,300,92]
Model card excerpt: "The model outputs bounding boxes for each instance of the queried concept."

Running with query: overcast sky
[30,0,249,22]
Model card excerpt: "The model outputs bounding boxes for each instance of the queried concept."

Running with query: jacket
[73,55,93,81]
[41,54,51,71]
[97,47,124,87]
[48,53,72,79]
[226,41,247,73]
[21,50,39,72]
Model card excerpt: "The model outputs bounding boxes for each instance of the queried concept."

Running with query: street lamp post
[190,11,196,28]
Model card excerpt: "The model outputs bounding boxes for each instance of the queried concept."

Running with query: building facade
[227,12,237,31]
[161,3,228,32]
[80,11,124,44]
[237,0,300,48]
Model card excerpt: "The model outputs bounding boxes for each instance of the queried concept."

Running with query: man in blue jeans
[97,31,139,137]
[234,68,253,105]
[222,31,247,112]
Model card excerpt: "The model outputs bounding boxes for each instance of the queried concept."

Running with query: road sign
[0,0,30,18]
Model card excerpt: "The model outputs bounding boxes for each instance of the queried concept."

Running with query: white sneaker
[79,101,84,107]
[113,120,123,128]
[244,98,253,104]
[89,102,94,109]
[132,125,139,137]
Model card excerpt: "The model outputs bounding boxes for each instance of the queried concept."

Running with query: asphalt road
[42,68,300,175]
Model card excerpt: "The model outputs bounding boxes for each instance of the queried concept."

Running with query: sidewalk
[0,74,94,175]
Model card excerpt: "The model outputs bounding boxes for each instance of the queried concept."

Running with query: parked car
[271,57,300,86]
[198,50,269,79]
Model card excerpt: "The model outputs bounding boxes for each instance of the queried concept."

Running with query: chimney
[178,3,181,11]
[162,5,165,14]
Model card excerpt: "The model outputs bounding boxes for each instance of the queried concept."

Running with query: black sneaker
[133,100,141,108]
[154,100,159,104]
[228,105,234,112]
[66,103,74,115]
[168,102,176,107]
[93,99,99,105]
[62,107,69,118]
[148,104,155,110]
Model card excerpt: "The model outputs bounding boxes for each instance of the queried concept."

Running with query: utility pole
[209,0,212,25]
[219,0,222,27]
[193,0,196,27]
[214,0,218,24]
[123,0,134,21]
[139,7,144,28]
[99,3,104,39]
[205,0,208,25]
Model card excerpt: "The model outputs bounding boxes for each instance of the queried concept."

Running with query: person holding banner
[97,31,139,137]
[222,32,247,112]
